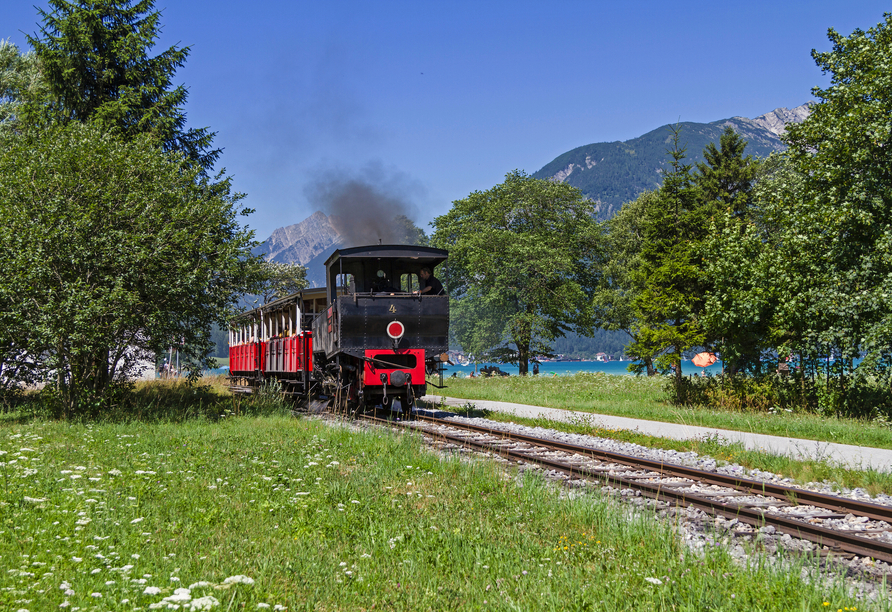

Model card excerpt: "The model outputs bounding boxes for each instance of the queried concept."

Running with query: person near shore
[415,267,444,296]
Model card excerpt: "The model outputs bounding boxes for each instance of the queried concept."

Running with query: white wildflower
[189,582,211,589]
[91,592,102,597]
[222,575,254,585]
[257,605,270,610]
[189,595,220,610]
[23,496,46,503]
[645,577,663,585]
[143,586,162,595]
[130,517,145,524]
[109,469,122,476]
[75,518,91,525]
[164,587,191,603]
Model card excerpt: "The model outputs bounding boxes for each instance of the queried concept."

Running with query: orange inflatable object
[691,352,717,367]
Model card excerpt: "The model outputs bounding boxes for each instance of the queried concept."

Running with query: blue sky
[3,1,890,240]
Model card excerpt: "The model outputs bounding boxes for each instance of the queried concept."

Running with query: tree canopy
[26,0,219,170]
[0,122,260,413]
[256,261,310,305]
[432,170,602,374]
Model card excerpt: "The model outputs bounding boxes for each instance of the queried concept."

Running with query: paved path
[419,395,892,471]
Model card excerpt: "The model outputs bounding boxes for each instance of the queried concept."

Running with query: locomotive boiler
[228,244,449,416]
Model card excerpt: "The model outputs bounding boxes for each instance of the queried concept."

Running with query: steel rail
[359,413,892,565]
[414,414,892,524]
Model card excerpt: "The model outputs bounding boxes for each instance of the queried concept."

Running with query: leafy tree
[694,127,760,373]
[595,190,661,375]
[257,261,309,304]
[703,155,793,376]
[779,14,892,378]
[0,40,49,133]
[432,170,603,375]
[0,122,261,413]
[393,214,430,246]
[705,15,892,412]
[26,0,219,170]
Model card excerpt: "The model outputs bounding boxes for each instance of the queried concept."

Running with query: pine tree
[27,0,219,170]
[633,126,706,385]
[695,126,757,218]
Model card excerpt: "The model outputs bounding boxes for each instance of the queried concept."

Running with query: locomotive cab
[312,244,449,414]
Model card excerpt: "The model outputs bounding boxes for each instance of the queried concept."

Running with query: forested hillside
[533,105,810,220]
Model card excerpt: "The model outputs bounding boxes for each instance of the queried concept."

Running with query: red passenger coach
[228,288,326,397]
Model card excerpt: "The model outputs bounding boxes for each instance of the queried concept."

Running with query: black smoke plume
[304,163,427,247]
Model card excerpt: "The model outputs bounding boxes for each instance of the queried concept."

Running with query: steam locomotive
[228,244,449,415]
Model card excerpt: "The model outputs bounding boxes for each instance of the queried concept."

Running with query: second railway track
[357,411,892,569]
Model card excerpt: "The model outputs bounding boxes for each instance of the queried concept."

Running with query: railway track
[358,411,892,567]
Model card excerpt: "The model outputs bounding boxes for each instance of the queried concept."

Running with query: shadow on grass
[2,376,291,424]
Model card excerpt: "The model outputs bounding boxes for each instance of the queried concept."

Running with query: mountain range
[532,103,811,220]
[256,104,812,288]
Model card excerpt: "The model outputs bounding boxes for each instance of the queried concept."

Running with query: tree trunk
[645,356,656,376]
[518,342,529,376]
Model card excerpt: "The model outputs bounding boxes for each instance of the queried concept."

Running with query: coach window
[400,273,419,293]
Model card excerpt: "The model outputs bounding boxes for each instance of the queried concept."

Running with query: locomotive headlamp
[390,370,408,387]
[386,321,405,340]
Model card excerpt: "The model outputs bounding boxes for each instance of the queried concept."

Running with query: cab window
[401,273,419,293]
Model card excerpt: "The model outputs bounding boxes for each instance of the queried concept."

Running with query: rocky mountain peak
[743,102,813,136]
[254,210,343,266]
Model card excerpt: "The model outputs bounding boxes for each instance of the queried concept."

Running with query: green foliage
[595,190,660,375]
[703,14,892,415]
[0,40,49,133]
[696,126,759,218]
[432,170,603,374]
[256,260,309,304]
[631,127,708,381]
[0,122,262,414]
[26,0,219,170]
[393,214,429,246]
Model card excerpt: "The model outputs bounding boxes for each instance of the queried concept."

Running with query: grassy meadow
[0,383,879,611]
[437,373,892,450]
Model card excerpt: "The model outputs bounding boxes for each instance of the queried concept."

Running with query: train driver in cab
[416,266,444,296]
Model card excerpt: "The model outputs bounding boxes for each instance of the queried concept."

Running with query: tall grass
[0,413,877,610]
[438,373,892,450]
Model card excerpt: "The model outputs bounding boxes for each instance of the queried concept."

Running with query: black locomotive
[228,244,449,415]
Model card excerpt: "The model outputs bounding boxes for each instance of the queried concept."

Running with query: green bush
[666,372,892,421]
